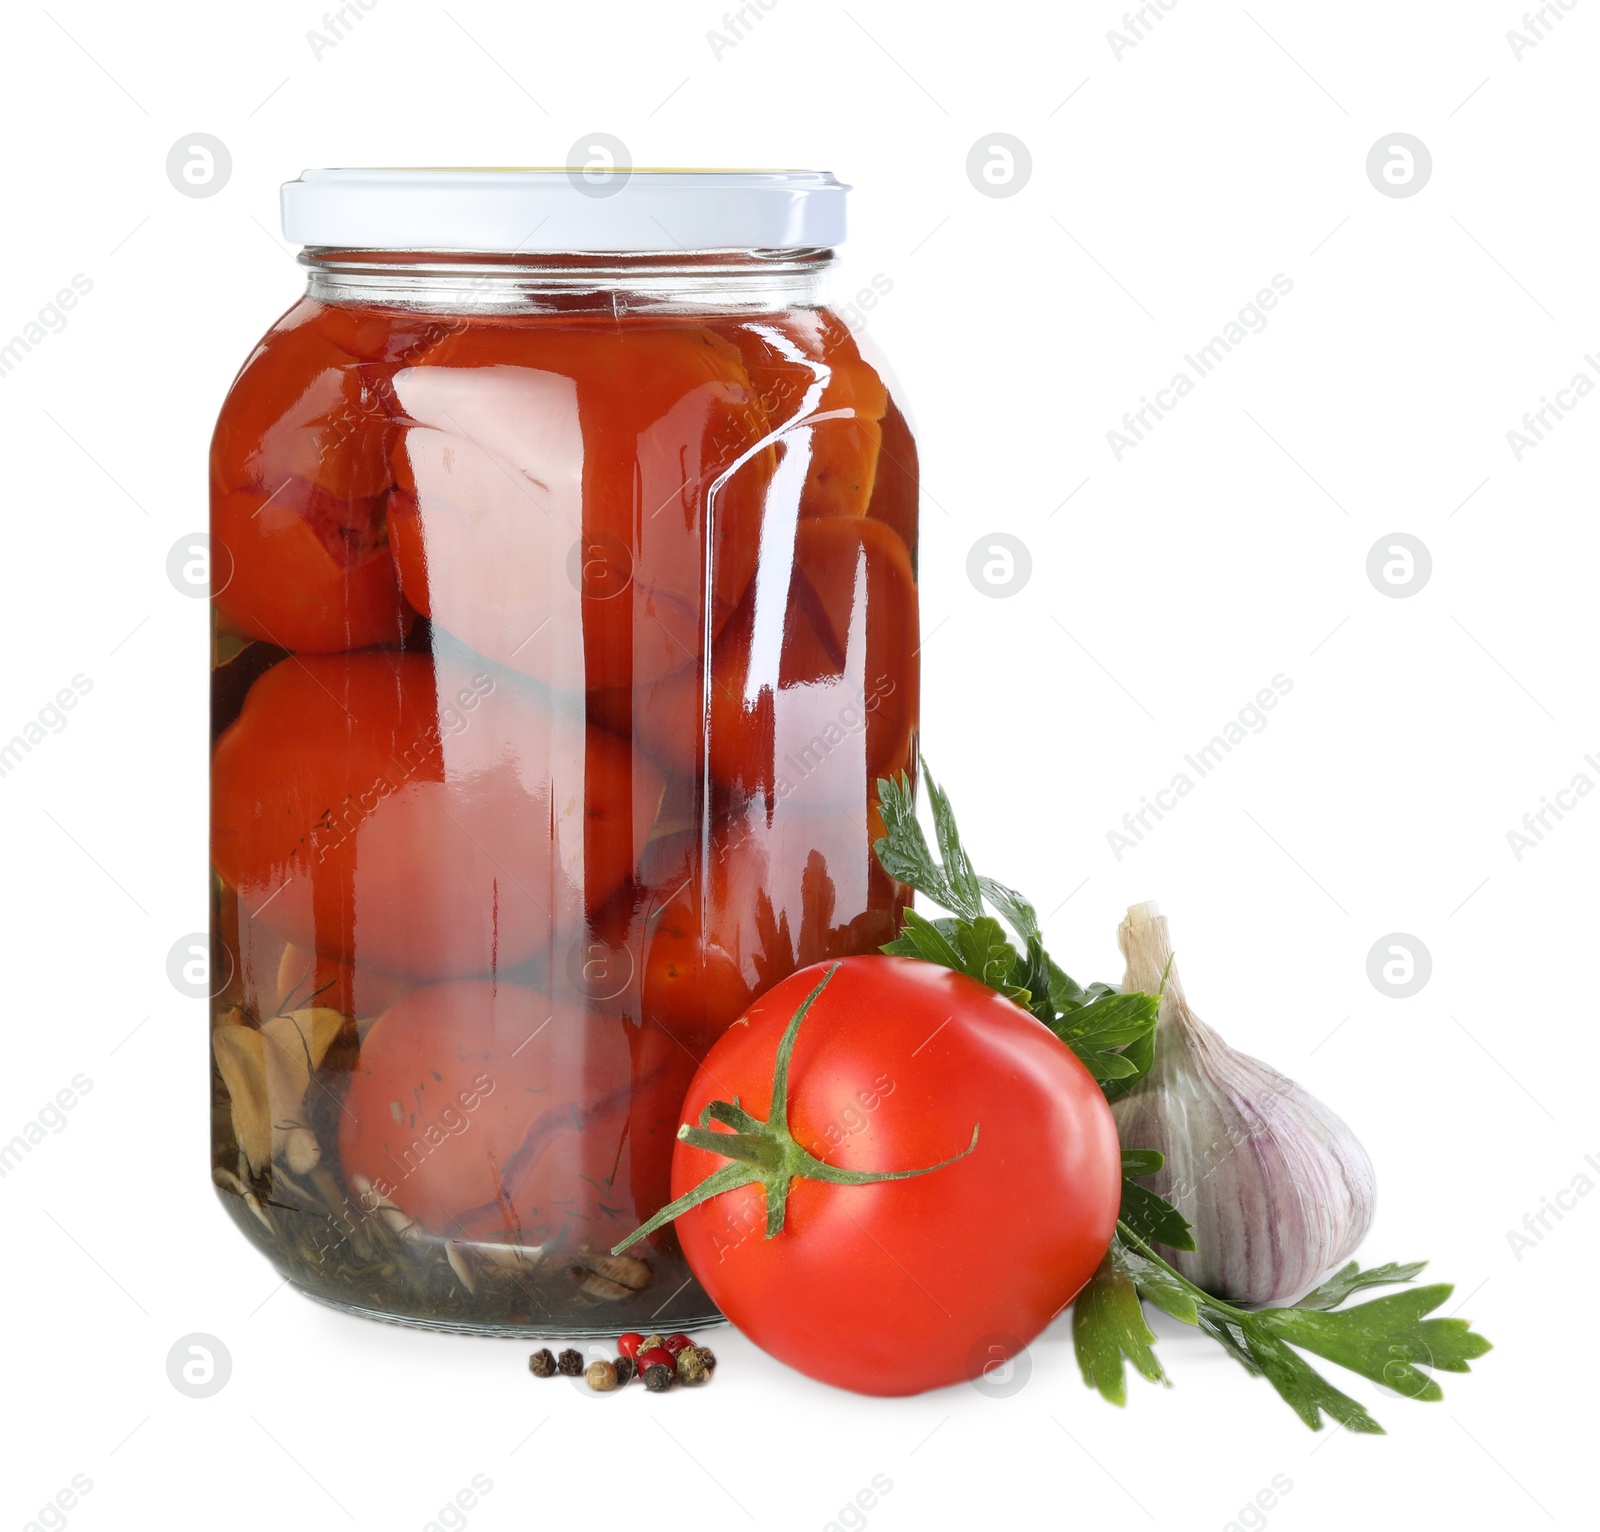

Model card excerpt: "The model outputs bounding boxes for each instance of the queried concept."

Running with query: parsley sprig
[876,768,1167,1104]
[873,763,1492,1431]
[1077,1231,1491,1432]
[875,764,1193,1244]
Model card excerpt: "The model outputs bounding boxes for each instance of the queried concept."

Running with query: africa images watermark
[1106,0,1184,61]
[836,272,893,336]
[1107,674,1294,860]
[1506,1149,1600,1260]
[1107,275,1294,460]
[1504,351,1600,460]
[771,675,899,802]
[1504,750,1600,859]
[307,0,382,60]
[1222,1475,1294,1532]
[0,275,93,379]
[1507,1,1584,61]
[422,1475,494,1532]
[0,1074,94,1180]
[1,674,94,781]
[707,0,781,59]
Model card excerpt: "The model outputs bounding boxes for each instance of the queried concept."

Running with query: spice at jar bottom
[527,1348,556,1379]
[526,1334,720,1392]
[676,1347,713,1385]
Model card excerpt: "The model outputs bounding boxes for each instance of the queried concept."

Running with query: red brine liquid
[210,290,918,1333]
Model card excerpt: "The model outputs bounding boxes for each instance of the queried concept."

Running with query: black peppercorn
[613,1355,635,1386]
[528,1348,556,1378]
[642,1361,674,1392]
[556,1348,584,1377]
[696,1345,718,1372]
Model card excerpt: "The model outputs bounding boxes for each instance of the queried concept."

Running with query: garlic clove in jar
[260,1008,344,1175]
[1112,901,1375,1308]
[212,1020,270,1175]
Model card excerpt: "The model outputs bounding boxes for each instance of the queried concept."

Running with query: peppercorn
[616,1331,645,1359]
[528,1348,556,1378]
[676,1346,711,1385]
[638,1345,675,1374]
[613,1355,635,1386]
[556,1348,584,1377]
[696,1345,718,1373]
[639,1332,666,1354]
[663,1332,692,1356]
[642,1362,674,1392]
[585,1360,619,1392]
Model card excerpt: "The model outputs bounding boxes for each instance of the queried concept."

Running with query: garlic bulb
[1112,902,1374,1307]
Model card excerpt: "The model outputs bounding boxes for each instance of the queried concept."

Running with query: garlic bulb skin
[1112,902,1375,1308]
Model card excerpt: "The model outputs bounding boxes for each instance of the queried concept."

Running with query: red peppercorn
[663,1333,693,1356]
[616,1332,644,1359]
[638,1346,675,1373]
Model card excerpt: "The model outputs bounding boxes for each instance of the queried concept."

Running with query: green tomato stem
[610,963,980,1256]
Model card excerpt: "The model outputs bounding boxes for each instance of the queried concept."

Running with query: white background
[1,2,1592,1529]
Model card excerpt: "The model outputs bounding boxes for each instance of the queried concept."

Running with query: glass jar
[208,170,919,1335]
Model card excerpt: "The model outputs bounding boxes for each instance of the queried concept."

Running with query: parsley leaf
[923,768,984,918]
[1072,1243,1167,1407]
[1255,1284,1491,1397]
[1119,1151,1195,1251]
[1293,1260,1428,1311]
[1080,1226,1493,1431]
[873,770,981,918]
[883,910,1027,1003]
[1051,991,1163,1081]
[873,764,1159,1087]
[977,875,1042,945]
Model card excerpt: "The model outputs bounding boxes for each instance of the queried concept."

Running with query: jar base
[292,1281,725,1341]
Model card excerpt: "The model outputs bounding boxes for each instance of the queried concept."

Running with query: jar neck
[301,247,834,314]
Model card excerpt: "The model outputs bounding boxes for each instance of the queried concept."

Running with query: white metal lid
[280,168,848,253]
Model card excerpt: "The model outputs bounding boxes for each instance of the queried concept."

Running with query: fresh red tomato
[633,515,919,791]
[210,306,415,651]
[661,957,1121,1397]
[385,318,773,691]
[211,649,663,978]
[339,980,633,1244]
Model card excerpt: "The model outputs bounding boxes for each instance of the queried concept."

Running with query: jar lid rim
[281,167,849,253]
